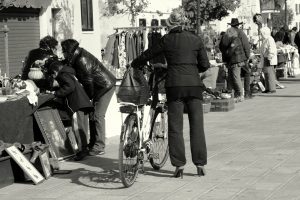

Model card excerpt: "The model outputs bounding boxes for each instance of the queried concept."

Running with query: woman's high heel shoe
[173,166,184,179]
[196,165,206,176]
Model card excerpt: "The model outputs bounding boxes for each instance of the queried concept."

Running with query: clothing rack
[113,26,167,31]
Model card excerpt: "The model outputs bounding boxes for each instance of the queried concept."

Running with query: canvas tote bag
[116,67,150,104]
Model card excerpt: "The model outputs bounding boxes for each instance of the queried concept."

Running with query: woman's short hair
[48,61,63,75]
[61,39,80,62]
[39,36,58,50]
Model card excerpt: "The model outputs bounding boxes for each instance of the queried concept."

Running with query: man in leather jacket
[61,39,116,157]
[131,8,210,177]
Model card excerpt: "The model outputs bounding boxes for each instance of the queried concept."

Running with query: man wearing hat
[131,8,210,178]
[220,18,251,101]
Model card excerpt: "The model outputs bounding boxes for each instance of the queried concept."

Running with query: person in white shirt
[260,27,277,93]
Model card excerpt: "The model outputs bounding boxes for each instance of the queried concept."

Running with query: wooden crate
[0,156,14,188]
[210,98,235,112]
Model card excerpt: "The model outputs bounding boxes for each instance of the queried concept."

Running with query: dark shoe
[262,90,269,93]
[73,150,88,161]
[196,165,206,176]
[173,166,184,179]
[88,148,105,156]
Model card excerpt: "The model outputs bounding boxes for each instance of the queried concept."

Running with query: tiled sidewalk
[1,80,300,200]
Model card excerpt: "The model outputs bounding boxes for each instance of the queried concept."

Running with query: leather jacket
[70,47,116,100]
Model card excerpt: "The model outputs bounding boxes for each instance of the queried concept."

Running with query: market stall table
[0,94,54,144]
[0,94,54,188]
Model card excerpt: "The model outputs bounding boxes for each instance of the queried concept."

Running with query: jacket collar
[169,26,183,33]
[70,47,82,66]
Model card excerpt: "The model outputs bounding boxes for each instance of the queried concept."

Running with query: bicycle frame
[118,67,169,187]
[119,102,156,150]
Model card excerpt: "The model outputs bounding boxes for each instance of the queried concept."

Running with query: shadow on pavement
[254,94,300,97]
[53,156,125,189]
[142,166,199,178]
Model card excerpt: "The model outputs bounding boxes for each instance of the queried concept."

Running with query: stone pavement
[1,80,300,200]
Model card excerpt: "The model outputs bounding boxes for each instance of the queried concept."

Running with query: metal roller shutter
[0,7,40,78]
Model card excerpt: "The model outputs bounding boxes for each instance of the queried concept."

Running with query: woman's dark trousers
[167,97,207,167]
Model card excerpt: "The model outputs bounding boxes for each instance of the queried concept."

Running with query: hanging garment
[112,34,120,69]
[143,29,149,51]
[136,31,143,56]
[126,31,137,63]
[118,32,127,69]
[103,33,117,66]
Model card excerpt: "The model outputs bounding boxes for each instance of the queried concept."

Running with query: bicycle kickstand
[138,151,145,174]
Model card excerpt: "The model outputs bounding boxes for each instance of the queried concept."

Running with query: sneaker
[276,83,285,89]
[234,96,244,103]
[88,148,105,156]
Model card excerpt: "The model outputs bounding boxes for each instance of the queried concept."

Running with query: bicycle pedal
[138,162,145,174]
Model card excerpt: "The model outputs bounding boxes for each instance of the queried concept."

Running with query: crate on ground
[210,98,235,112]
[202,103,211,113]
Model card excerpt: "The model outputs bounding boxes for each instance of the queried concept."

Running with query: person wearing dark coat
[274,26,291,45]
[219,18,251,101]
[61,39,116,156]
[21,35,58,91]
[295,30,300,54]
[131,8,210,178]
[49,61,94,160]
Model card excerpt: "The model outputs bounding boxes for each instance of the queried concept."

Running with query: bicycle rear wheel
[149,107,169,170]
[119,114,140,187]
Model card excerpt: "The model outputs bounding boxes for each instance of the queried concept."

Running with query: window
[81,0,93,31]
[139,18,146,27]
[296,4,300,15]
[151,19,159,27]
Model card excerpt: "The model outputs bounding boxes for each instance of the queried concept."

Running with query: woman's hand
[52,80,60,88]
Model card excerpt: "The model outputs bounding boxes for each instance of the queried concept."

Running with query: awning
[0,0,52,9]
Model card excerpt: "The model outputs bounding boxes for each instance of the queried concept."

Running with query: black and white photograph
[1,0,300,199]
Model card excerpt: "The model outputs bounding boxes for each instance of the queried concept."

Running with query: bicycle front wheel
[119,114,140,187]
[149,107,169,170]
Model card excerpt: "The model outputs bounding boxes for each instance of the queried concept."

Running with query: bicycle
[118,66,169,188]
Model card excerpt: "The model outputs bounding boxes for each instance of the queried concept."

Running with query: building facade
[99,0,181,52]
[289,0,300,29]
[0,0,102,78]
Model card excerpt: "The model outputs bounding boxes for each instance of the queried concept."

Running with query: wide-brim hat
[228,18,243,27]
[166,9,185,27]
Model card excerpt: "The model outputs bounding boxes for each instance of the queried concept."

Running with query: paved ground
[1,79,300,200]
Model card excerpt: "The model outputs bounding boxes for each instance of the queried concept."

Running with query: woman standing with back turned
[131,8,210,178]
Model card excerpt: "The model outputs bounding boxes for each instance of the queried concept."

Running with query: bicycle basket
[117,67,150,104]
